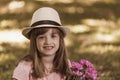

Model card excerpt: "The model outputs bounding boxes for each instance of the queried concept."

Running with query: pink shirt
[12,61,71,80]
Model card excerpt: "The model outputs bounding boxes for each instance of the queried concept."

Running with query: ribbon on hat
[31,20,61,27]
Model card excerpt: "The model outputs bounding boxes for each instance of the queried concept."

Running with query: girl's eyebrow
[52,32,58,35]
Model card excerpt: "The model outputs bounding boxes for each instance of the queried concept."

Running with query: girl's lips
[43,46,53,50]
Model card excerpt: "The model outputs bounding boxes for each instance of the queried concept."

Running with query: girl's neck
[42,55,54,69]
[42,56,54,75]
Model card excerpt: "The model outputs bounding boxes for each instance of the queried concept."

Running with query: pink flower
[71,61,83,76]
[71,59,98,80]
[80,59,94,68]
[71,61,83,70]
[85,68,98,80]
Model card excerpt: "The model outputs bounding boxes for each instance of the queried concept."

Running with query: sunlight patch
[0,29,28,43]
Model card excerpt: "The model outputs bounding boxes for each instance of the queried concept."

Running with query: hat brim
[22,24,70,39]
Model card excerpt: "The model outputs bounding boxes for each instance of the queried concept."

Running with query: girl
[12,7,72,80]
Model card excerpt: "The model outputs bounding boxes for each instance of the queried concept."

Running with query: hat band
[31,20,61,27]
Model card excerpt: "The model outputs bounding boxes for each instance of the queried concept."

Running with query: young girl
[12,7,72,80]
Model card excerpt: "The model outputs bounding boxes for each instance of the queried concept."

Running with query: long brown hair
[23,27,71,78]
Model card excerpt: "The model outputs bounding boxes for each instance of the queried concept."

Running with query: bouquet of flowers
[66,59,98,80]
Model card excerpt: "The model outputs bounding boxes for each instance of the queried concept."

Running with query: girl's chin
[41,53,56,56]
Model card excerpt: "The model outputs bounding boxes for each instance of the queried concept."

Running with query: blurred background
[0,0,120,80]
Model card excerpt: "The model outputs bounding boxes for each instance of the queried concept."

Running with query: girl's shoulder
[14,60,33,73]
[18,60,33,68]
[12,61,33,80]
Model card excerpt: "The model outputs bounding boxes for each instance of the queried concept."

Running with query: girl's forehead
[50,28,59,32]
[32,27,61,37]
[47,29,60,35]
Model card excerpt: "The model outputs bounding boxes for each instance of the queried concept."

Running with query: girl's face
[36,28,60,57]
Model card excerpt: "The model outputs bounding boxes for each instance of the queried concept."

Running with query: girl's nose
[45,37,51,44]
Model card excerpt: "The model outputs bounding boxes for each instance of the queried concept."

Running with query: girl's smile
[43,46,54,51]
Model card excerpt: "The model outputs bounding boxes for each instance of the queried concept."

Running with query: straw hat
[22,7,70,39]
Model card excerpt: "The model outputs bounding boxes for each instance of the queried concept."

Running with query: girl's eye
[37,36,45,39]
[52,34,57,38]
